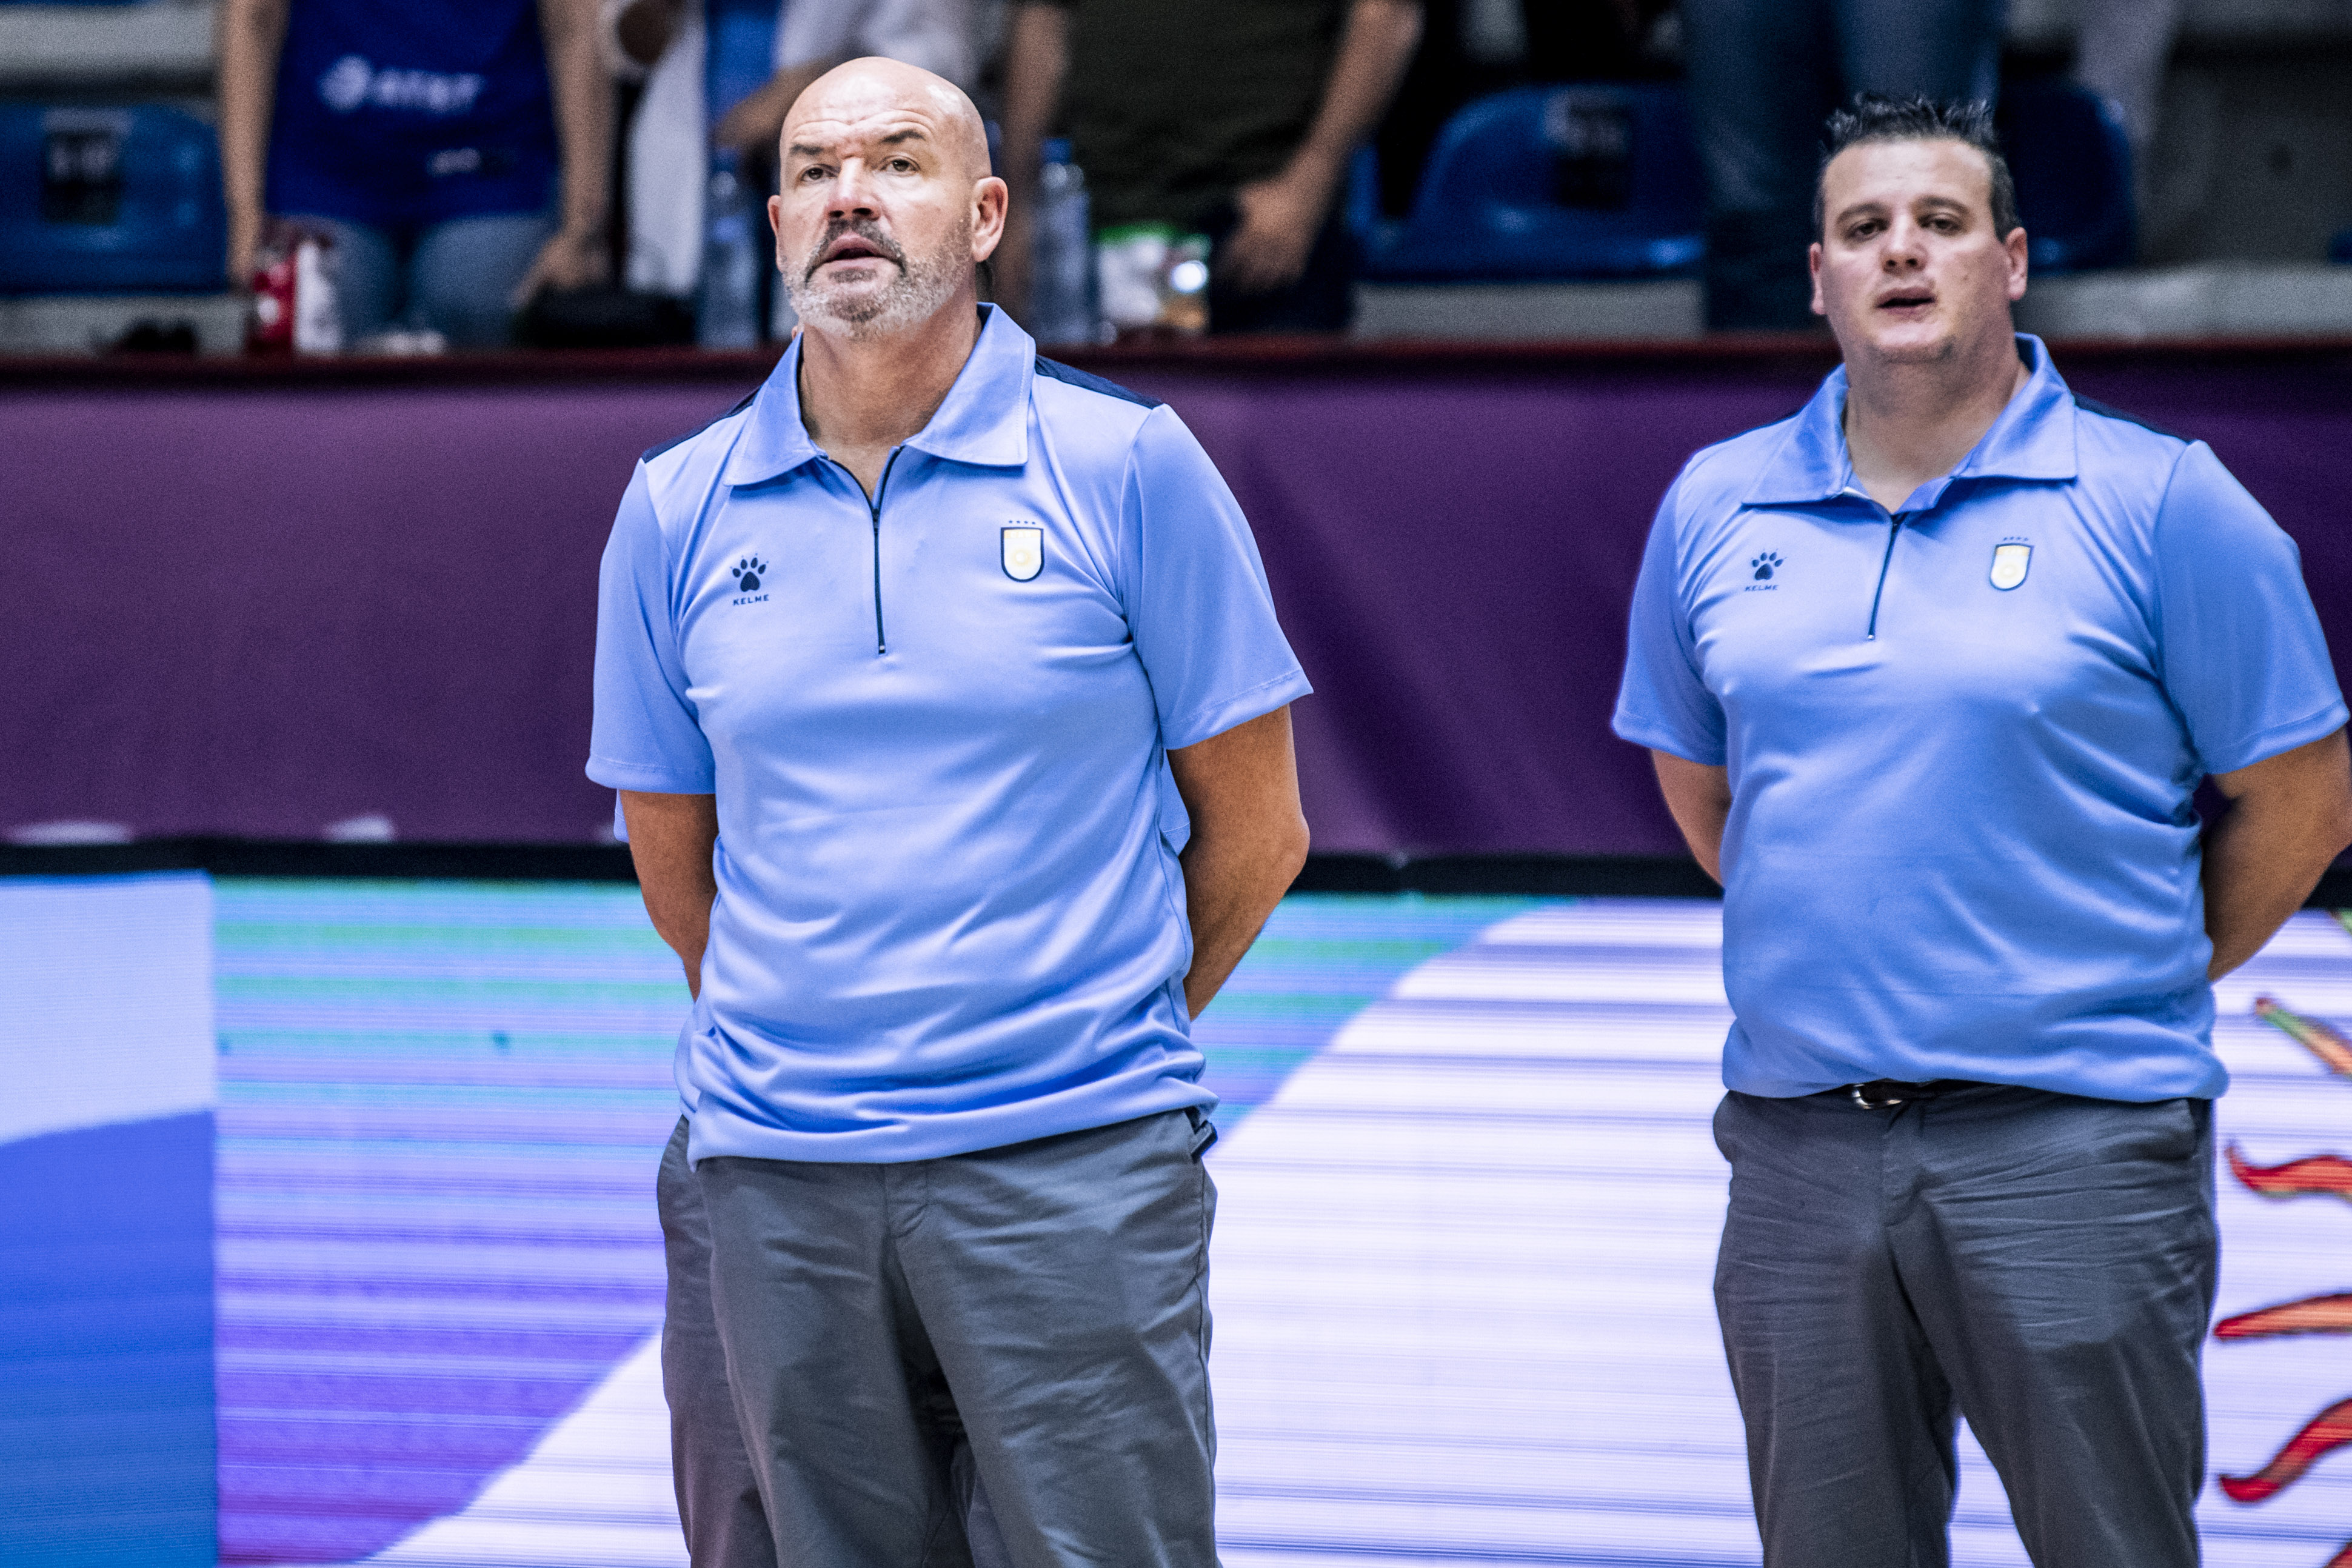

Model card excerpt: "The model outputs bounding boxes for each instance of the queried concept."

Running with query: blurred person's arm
[621,790,720,996]
[1219,0,1419,296]
[609,0,688,72]
[714,58,841,158]
[518,0,617,301]
[715,0,982,164]
[994,2,1069,318]
[217,0,291,284]
[716,0,921,165]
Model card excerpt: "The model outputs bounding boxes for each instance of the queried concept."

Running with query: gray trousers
[695,1109,1220,1568]
[661,1119,1021,1567]
[661,1117,780,1568]
[1713,1086,2217,1567]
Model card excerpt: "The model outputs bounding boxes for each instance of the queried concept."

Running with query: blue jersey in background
[267,0,558,227]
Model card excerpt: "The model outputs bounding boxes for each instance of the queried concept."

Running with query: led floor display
[0,873,217,1568]
[199,884,2352,1567]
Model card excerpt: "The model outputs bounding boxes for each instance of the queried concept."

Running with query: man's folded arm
[1651,749,1732,886]
[2203,726,2352,979]
[621,789,720,997]
[1168,706,1311,1019]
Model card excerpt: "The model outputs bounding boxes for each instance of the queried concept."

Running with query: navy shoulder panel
[2073,393,2191,444]
[1690,401,1811,481]
[1722,402,1814,446]
[641,389,759,464]
[1034,356,1162,409]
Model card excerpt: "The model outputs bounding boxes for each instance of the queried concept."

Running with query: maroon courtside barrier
[5,338,2348,855]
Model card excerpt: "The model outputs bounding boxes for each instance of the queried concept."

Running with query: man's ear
[1808,241,1826,318]
[2003,225,2030,302]
[971,175,1009,263]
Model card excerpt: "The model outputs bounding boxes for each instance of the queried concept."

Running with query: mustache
[803,219,906,282]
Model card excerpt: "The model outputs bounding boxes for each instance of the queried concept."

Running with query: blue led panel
[196,885,2352,1568]
[0,873,216,1568]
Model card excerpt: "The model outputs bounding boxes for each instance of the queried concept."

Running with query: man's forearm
[620,790,720,996]
[998,4,1069,205]
[2203,728,2352,978]
[543,0,615,241]
[1168,708,1311,1017]
[1281,0,1421,189]
[1651,750,1731,885]
[1178,830,1305,1019]
[2203,806,2336,978]
[217,0,288,224]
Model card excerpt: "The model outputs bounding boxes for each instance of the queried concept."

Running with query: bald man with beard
[590,59,1313,1568]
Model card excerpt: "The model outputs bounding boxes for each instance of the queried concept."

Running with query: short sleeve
[588,466,717,793]
[1120,404,1312,752]
[2154,442,2347,775]
[1612,477,1727,766]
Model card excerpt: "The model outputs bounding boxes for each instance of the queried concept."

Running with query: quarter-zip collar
[1740,333,2079,516]
[721,302,1037,487]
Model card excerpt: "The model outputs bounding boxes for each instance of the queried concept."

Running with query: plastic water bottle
[697,150,762,349]
[1027,138,1096,345]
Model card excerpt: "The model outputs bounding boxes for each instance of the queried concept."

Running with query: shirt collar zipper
[1839,486,1906,642]
[829,447,905,657]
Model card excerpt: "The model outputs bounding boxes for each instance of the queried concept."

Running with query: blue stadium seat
[1361,84,1705,282]
[1999,78,2133,273]
[0,104,226,293]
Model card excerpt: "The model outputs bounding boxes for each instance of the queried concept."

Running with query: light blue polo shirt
[1614,335,2345,1103]
[590,305,1309,1163]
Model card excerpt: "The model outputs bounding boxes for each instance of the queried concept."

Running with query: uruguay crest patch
[1002,525,1044,582]
[1989,542,2031,591]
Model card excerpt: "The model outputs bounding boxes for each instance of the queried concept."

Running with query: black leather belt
[1837,1078,1990,1110]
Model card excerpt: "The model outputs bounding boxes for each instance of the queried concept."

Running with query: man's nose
[1880,217,1927,268]
[828,159,881,217]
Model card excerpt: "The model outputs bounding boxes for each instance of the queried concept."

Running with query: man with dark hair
[1682,2,2005,330]
[1615,94,2352,1564]
[1809,95,2018,244]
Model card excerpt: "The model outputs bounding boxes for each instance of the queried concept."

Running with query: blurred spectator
[1682,0,2002,330]
[2073,0,2182,192]
[1373,0,1672,219]
[219,0,612,349]
[604,0,975,299]
[998,0,1423,334]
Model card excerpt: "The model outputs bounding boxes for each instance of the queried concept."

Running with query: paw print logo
[1750,551,1783,582]
[731,556,765,593]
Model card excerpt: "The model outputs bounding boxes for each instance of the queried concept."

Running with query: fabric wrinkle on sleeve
[1121,404,1312,753]
[2153,442,2348,777]
[1612,476,1727,766]
[588,465,717,793]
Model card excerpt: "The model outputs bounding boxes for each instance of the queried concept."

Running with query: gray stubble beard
[786,215,972,341]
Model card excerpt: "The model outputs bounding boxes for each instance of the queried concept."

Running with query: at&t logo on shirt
[318,55,487,116]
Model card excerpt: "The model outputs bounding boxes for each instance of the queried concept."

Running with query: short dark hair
[1813,94,2020,241]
